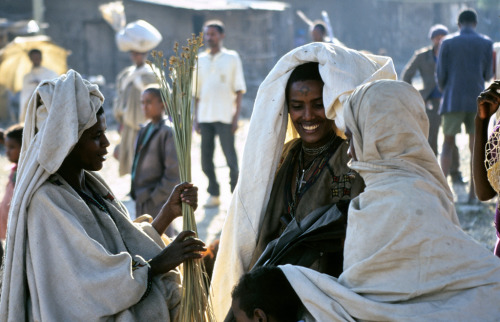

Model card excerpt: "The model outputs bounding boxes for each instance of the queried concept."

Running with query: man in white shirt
[194,20,246,207]
[19,49,58,122]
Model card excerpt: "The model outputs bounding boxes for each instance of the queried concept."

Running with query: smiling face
[65,114,110,171]
[287,80,335,148]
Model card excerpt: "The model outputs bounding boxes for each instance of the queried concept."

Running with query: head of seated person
[286,62,337,149]
[231,266,304,322]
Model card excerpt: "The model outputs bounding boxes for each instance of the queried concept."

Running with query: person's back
[438,12,493,114]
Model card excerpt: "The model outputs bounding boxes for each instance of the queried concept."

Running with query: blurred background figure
[19,49,57,122]
[194,19,246,208]
[113,20,162,176]
[130,87,179,236]
[401,24,464,185]
[311,20,327,42]
[0,123,22,241]
[437,8,493,203]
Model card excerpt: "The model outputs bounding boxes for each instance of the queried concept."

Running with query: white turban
[210,42,397,320]
[116,20,162,53]
[0,70,104,320]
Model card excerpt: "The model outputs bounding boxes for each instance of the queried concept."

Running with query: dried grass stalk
[147,33,214,322]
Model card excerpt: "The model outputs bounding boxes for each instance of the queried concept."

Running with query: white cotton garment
[0,70,181,321]
[210,42,397,320]
[116,20,162,53]
[282,80,500,321]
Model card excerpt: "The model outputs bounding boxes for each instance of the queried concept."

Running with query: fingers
[175,230,197,241]
[180,183,198,205]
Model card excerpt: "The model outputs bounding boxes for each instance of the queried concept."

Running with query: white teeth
[303,124,319,131]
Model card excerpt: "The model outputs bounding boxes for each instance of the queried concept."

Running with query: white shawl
[0,70,180,321]
[282,80,500,321]
[210,43,397,320]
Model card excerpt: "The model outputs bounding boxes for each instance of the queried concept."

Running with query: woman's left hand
[153,182,198,235]
[165,182,198,217]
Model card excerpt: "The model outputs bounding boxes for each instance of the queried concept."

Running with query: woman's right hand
[477,81,500,120]
[149,230,206,276]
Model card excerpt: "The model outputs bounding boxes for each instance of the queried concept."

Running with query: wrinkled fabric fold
[210,43,397,320]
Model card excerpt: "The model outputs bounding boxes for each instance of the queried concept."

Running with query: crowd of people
[0,6,500,322]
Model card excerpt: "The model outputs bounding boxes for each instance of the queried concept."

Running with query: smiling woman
[247,62,364,276]
[211,42,397,320]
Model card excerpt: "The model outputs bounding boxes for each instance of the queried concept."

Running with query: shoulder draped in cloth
[281,80,500,321]
[0,70,181,321]
[210,42,397,320]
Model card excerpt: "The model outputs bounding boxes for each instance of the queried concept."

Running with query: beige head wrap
[0,70,103,320]
[210,42,397,320]
[280,80,500,321]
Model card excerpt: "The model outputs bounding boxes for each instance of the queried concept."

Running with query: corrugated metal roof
[130,0,288,11]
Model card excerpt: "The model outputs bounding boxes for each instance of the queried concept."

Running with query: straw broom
[147,33,215,322]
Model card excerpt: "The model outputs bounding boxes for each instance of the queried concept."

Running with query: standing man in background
[401,24,464,184]
[19,49,58,122]
[113,20,162,176]
[194,19,246,207]
[437,8,493,202]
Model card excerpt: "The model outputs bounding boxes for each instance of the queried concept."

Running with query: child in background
[130,87,179,236]
[0,124,23,240]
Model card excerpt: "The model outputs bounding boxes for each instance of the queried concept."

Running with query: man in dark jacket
[437,9,493,202]
[401,24,463,184]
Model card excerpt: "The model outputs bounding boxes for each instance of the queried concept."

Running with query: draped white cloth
[0,70,181,321]
[210,43,397,320]
[282,80,500,321]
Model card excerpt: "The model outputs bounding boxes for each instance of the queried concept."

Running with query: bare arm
[151,182,198,235]
[232,91,243,134]
[473,81,500,200]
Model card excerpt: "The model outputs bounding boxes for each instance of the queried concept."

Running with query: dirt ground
[0,118,496,252]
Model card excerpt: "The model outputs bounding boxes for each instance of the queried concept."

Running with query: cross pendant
[298,170,307,190]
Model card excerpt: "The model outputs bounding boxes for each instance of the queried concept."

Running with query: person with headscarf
[279,80,500,321]
[0,70,206,321]
[114,20,162,176]
[210,42,397,320]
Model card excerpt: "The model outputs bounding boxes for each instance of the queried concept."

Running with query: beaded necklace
[288,133,339,218]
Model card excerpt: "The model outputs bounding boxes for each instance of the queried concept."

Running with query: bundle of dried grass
[147,33,214,322]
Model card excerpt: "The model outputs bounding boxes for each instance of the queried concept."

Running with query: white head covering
[280,80,500,321]
[210,42,397,320]
[0,70,103,320]
[116,20,162,53]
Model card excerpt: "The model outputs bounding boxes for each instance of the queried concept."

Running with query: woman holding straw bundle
[0,70,205,321]
[211,42,397,320]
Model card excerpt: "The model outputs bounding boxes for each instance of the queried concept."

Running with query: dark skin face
[5,137,21,164]
[141,91,164,123]
[231,298,273,322]
[130,51,146,67]
[29,52,42,67]
[287,80,335,149]
[203,26,224,53]
[57,113,109,192]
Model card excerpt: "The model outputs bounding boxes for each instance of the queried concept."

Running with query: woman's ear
[253,308,267,322]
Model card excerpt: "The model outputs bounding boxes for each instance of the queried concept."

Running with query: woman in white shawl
[0,70,205,321]
[280,80,500,321]
[211,42,397,320]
